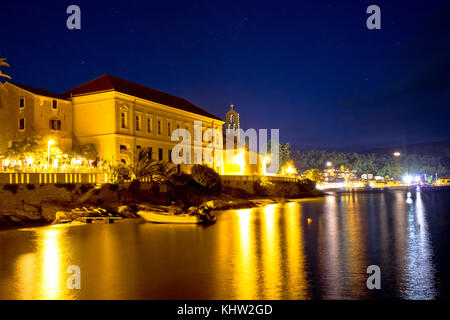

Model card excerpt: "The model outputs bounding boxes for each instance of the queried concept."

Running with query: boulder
[41,203,63,222]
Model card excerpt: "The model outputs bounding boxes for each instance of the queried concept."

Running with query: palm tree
[0,58,11,107]
[121,147,155,182]
[151,160,177,183]
[0,58,11,79]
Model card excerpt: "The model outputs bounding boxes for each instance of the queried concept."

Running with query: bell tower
[225,104,240,131]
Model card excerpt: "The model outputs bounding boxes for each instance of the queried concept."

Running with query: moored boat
[137,210,216,224]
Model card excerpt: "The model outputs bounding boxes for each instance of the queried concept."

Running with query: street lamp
[47,139,55,167]
[393,152,401,157]
[326,161,332,167]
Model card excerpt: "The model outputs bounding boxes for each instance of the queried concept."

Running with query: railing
[0,172,298,185]
[221,175,298,183]
[0,172,108,184]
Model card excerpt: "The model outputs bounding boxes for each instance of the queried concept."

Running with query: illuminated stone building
[225,104,239,131]
[61,74,224,170]
[0,82,73,154]
[0,75,224,172]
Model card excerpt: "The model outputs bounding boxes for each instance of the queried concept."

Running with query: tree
[190,164,222,192]
[0,58,11,80]
[279,143,291,173]
[303,168,323,183]
[0,58,11,108]
[151,161,177,183]
[121,147,155,181]
[78,143,98,161]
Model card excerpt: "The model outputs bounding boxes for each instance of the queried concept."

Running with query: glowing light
[233,151,245,174]
[393,152,401,157]
[326,161,332,167]
[281,160,298,176]
[403,175,413,184]
[414,176,421,183]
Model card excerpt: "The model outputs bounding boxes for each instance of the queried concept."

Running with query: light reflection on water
[0,190,447,299]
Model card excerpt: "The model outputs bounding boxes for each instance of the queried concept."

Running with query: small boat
[138,210,207,224]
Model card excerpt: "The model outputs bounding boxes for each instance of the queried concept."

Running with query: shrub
[110,163,131,183]
[190,164,222,192]
[224,186,252,199]
[3,184,19,194]
[108,183,119,191]
[298,178,316,193]
[128,179,140,194]
[79,184,94,194]
[253,178,275,196]
[26,184,35,190]
[54,183,76,192]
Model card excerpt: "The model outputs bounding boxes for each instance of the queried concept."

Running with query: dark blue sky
[1,0,449,150]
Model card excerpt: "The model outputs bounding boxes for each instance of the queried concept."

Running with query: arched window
[121,112,127,129]
[230,114,234,123]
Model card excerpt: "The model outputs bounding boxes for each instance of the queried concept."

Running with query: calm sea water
[0,189,449,300]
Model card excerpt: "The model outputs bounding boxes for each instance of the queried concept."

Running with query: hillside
[360,139,450,157]
[288,140,450,177]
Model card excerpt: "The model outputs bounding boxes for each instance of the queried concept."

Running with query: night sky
[1,0,449,151]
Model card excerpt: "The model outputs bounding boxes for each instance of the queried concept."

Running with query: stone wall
[0,184,91,224]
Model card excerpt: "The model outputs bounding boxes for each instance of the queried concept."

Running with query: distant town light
[326,161,332,167]
[402,175,413,184]
[393,152,401,157]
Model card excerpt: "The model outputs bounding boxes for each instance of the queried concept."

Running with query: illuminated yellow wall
[222,147,266,176]
[72,91,224,168]
[0,83,72,154]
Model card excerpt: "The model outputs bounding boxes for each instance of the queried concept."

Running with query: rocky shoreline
[0,194,322,231]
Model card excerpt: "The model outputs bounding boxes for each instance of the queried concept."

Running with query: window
[136,145,142,149]
[52,100,58,110]
[168,122,171,136]
[147,117,152,133]
[121,112,128,129]
[158,148,163,161]
[19,118,25,130]
[158,120,162,135]
[120,145,127,152]
[168,149,172,163]
[19,98,25,108]
[148,147,153,160]
[49,119,61,130]
[135,115,141,131]
[186,151,190,164]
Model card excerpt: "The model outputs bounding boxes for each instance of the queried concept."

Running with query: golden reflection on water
[39,229,63,299]
[319,195,342,298]
[1,190,442,300]
[13,227,73,300]
[261,204,281,298]
[343,193,367,298]
[234,208,257,299]
[284,201,309,299]
[226,203,309,299]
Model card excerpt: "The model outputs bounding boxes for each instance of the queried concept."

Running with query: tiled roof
[9,83,69,100]
[62,74,222,121]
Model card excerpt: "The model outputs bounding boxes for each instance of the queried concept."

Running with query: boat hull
[138,210,202,224]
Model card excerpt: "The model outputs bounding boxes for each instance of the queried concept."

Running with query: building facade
[0,82,73,154]
[0,75,224,173]
[62,74,224,172]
